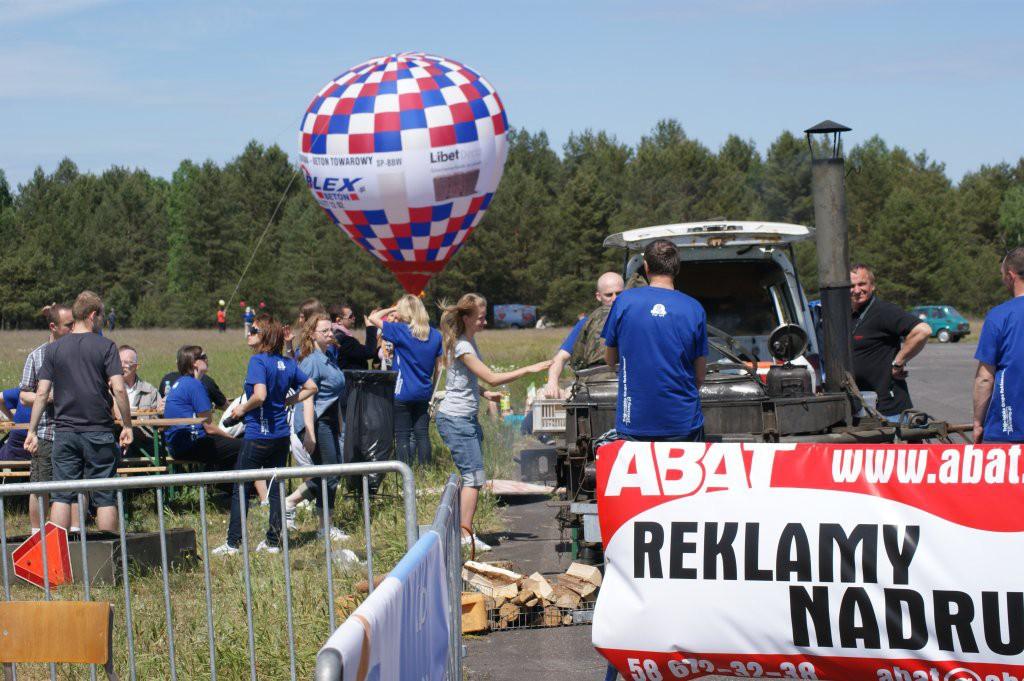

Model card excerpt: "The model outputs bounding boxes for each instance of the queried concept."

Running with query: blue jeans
[435,412,485,487]
[305,414,340,512]
[227,437,289,548]
[394,399,431,466]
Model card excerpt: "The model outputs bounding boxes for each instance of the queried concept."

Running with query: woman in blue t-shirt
[369,295,443,466]
[0,386,32,460]
[214,314,317,555]
[287,312,347,540]
[162,345,242,472]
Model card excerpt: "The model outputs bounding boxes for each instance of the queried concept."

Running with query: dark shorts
[52,431,118,506]
[29,437,54,483]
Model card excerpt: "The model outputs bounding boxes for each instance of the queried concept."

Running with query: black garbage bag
[342,370,397,496]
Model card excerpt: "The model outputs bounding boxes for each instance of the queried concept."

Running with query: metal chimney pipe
[811,156,853,393]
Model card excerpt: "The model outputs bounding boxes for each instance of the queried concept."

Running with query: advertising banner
[592,440,1024,681]
[319,530,450,681]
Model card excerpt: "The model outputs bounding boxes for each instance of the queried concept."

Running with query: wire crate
[487,598,595,631]
[531,399,566,433]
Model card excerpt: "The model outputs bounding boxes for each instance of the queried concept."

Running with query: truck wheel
[937,329,951,343]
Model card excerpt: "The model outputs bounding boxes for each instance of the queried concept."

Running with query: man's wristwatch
[892,360,905,368]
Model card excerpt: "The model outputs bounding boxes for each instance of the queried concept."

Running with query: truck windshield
[674,260,796,337]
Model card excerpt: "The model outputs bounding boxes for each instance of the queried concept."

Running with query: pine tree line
[1,122,1022,328]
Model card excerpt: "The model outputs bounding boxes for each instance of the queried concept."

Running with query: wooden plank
[0,460,31,469]
[463,560,523,583]
[117,417,204,428]
[566,562,603,587]
[0,601,111,664]
[0,471,30,479]
[556,573,597,599]
[117,466,168,475]
[461,569,518,600]
[522,572,554,602]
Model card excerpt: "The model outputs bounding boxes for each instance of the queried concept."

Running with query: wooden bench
[1,458,170,481]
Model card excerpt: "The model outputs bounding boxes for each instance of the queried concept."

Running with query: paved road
[905,341,977,424]
[464,342,979,680]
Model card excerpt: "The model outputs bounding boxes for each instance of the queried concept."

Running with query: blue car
[911,305,970,343]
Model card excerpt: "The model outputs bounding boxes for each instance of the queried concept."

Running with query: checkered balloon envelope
[299,52,510,294]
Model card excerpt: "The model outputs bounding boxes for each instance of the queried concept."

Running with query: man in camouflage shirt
[543,272,624,397]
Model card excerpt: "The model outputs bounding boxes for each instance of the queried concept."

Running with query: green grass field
[0,326,563,680]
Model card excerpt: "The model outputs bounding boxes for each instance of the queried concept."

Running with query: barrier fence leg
[0,498,17,681]
[278,481,297,681]
[156,488,178,681]
[238,482,257,681]
[320,480,336,634]
[362,476,374,594]
[78,493,98,681]
[198,486,218,681]
[454,484,464,680]
[37,496,55,681]
[116,491,138,681]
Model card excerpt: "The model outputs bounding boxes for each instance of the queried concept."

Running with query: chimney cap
[804,120,851,135]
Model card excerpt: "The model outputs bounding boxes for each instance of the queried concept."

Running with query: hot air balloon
[299,52,509,294]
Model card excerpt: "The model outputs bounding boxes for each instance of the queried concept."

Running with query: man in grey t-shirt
[26,291,133,532]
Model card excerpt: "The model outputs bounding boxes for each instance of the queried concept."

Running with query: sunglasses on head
[248,327,260,336]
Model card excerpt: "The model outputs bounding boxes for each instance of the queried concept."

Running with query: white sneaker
[323,526,350,542]
[212,543,239,556]
[461,534,492,552]
[256,540,280,554]
[284,506,297,530]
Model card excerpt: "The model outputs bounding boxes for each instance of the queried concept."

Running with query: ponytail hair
[438,293,486,366]
[395,294,430,341]
[40,303,70,330]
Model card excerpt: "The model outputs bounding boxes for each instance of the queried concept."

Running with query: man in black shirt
[849,264,932,420]
[329,303,379,371]
[25,291,132,531]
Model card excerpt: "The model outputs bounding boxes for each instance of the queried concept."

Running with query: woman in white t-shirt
[436,293,551,552]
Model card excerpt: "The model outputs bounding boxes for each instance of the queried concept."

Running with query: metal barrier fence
[0,460,416,681]
[314,472,463,681]
[434,473,465,681]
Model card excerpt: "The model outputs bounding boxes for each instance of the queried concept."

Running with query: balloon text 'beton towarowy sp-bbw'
[299,52,510,294]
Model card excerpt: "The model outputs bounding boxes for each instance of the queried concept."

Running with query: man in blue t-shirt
[543,272,625,397]
[974,247,1024,443]
[602,239,707,440]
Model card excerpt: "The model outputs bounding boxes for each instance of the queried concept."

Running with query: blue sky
[1,0,1021,190]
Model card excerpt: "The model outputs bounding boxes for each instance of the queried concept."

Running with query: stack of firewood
[461,560,603,629]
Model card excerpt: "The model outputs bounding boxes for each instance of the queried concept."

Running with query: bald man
[544,272,625,397]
